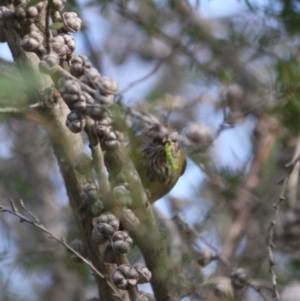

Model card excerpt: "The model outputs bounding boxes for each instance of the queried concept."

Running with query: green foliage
[3,173,36,201]
[49,22,64,30]
[64,253,93,284]
[278,0,300,35]
[64,0,80,11]
[26,0,45,8]
[274,56,300,134]
[288,259,300,278]
[275,56,300,90]
[217,69,235,84]
[277,94,300,134]
[216,168,243,202]
[19,249,56,272]
[0,69,27,108]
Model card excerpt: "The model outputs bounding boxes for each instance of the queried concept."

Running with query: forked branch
[0,199,123,301]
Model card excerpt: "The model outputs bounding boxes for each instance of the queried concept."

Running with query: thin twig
[116,5,195,96]
[0,102,43,114]
[172,214,231,268]
[248,280,274,301]
[212,104,234,141]
[118,39,180,96]
[267,153,300,301]
[0,199,123,301]
[19,199,41,224]
[45,2,50,53]
[118,59,165,95]
[116,5,217,78]
[287,136,300,205]
[8,199,18,213]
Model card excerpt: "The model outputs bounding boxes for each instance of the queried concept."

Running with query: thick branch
[220,116,278,261]
[267,154,300,301]
[103,146,180,301]
[4,26,127,301]
[85,118,110,198]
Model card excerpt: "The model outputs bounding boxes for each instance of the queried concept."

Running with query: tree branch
[103,145,180,301]
[0,199,123,300]
[4,25,127,301]
[267,153,300,301]
[0,103,43,114]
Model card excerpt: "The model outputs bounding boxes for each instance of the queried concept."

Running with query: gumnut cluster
[1,0,121,149]
[90,212,152,296]
[230,268,249,290]
[197,247,214,267]
[91,213,120,245]
[113,263,152,290]
[81,183,103,216]
[181,123,212,153]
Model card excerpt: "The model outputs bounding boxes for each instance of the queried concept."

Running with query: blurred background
[1,0,300,300]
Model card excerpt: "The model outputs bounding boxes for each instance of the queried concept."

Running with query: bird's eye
[153,137,162,144]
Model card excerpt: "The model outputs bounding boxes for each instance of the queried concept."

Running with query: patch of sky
[191,0,271,17]
[0,42,13,61]
[49,161,69,207]
[213,114,256,171]
[0,223,44,301]
[0,124,14,159]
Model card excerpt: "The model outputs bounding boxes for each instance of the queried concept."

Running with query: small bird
[130,124,186,203]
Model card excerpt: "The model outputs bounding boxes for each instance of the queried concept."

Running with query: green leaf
[48,0,57,11]
[26,0,45,8]
[49,22,64,30]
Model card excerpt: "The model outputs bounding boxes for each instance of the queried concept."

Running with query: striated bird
[130,124,186,203]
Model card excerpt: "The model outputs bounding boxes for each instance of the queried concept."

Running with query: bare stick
[0,199,123,300]
[248,280,275,301]
[8,198,18,213]
[19,199,41,224]
[287,134,300,205]
[172,214,231,268]
[118,59,165,95]
[45,1,50,53]
[267,153,300,301]
[0,102,43,114]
